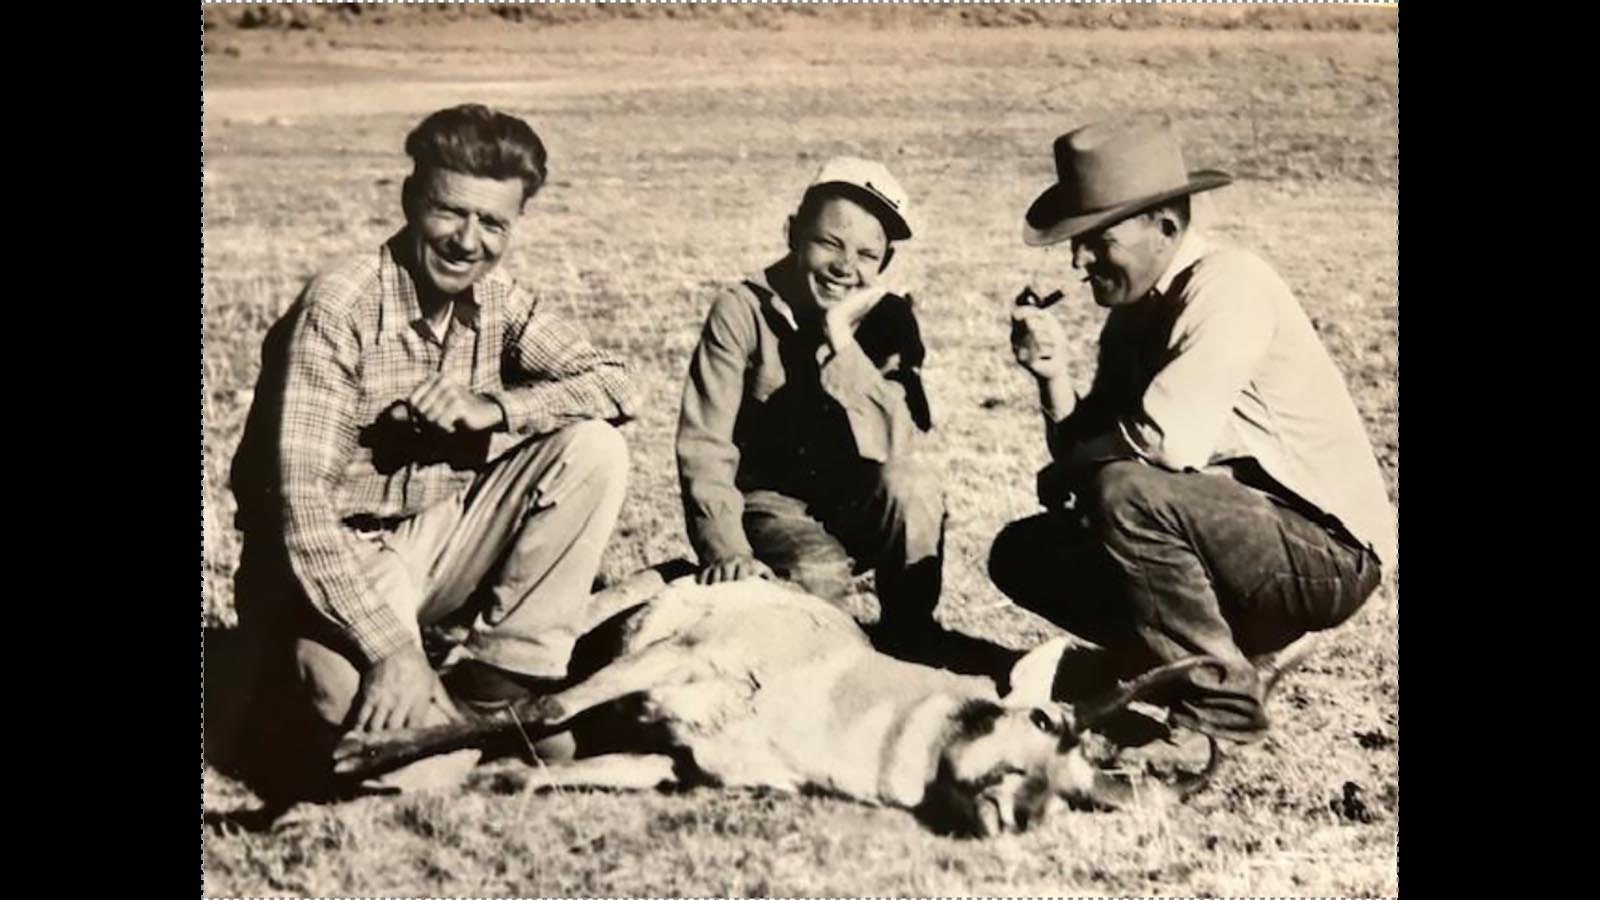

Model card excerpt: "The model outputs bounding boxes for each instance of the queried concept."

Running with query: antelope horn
[1068,655,1231,735]
[1070,733,1221,810]
[1260,640,1318,701]
[1056,648,1320,810]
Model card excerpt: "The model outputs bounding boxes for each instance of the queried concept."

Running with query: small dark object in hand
[1015,287,1065,309]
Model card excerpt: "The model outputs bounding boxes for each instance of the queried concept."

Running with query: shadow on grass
[205,622,365,808]
[866,623,1025,690]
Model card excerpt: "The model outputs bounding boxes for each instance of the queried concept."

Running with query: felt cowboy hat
[1023,115,1232,247]
[805,156,913,241]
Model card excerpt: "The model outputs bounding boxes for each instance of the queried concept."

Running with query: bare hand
[405,374,506,435]
[696,555,776,585]
[352,645,462,733]
[1010,304,1070,380]
[823,288,889,351]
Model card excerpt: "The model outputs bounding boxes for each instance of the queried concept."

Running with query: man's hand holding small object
[1011,286,1070,380]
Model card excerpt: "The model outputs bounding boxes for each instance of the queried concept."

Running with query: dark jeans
[742,455,946,629]
[988,461,1382,741]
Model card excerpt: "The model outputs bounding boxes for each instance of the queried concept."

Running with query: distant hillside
[201,3,1398,34]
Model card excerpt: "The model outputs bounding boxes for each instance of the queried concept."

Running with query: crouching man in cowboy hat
[677,157,981,665]
[990,115,1396,749]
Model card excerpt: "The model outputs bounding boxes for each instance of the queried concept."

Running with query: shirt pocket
[359,333,430,408]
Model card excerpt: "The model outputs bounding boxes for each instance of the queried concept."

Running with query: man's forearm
[1036,424,1143,509]
[685,502,755,565]
[488,363,637,435]
[1038,373,1078,424]
[1043,379,1135,468]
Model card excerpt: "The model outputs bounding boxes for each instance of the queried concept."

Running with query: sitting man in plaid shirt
[228,104,637,794]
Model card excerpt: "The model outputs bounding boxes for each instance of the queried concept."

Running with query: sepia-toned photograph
[201,2,1400,896]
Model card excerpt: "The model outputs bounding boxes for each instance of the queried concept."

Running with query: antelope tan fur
[334,575,1224,837]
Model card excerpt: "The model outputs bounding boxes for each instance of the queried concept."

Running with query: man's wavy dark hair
[404,104,549,204]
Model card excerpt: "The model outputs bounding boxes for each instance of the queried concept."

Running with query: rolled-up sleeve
[676,291,758,563]
[487,286,639,436]
[1119,254,1277,472]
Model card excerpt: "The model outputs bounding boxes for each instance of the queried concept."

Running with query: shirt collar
[758,258,809,334]
[1103,229,1209,340]
[1152,228,1210,298]
[382,230,481,336]
[448,296,480,331]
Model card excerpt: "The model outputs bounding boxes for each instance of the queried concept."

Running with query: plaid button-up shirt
[232,233,637,664]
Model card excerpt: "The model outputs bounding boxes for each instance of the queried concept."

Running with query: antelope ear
[1003,636,1071,708]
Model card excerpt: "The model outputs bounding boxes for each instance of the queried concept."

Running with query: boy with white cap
[676,157,952,655]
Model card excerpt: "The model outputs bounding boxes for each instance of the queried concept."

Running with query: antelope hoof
[532,695,566,723]
[330,737,374,773]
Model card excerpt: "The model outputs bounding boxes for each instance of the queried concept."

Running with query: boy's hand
[696,555,777,585]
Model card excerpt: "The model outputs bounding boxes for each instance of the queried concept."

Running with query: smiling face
[789,195,891,313]
[403,167,526,298]
[1069,210,1177,308]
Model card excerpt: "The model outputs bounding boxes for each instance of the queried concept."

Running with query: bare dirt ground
[202,8,1398,896]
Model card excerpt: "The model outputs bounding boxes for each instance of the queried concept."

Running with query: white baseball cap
[805,156,913,241]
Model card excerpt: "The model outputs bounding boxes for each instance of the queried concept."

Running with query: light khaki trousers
[294,420,629,791]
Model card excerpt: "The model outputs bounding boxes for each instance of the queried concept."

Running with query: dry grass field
[201,5,1399,896]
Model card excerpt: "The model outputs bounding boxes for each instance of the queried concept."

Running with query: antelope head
[916,656,1229,838]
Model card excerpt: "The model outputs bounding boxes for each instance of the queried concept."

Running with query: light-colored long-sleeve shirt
[231,233,638,664]
[676,259,932,564]
[1047,230,1397,571]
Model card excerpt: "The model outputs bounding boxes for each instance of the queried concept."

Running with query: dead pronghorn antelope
[334,571,1233,837]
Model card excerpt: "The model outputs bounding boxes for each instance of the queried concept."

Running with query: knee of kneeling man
[1080,460,1163,522]
[557,419,630,477]
[878,456,944,508]
[986,521,1032,591]
[293,638,362,729]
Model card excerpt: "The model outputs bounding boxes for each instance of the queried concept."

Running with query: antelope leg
[570,560,695,636]
[329,643,701,779]
[330,561,698,781]
[514,753,680,791]
[535,637,717,726]
[331,715,527,778]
